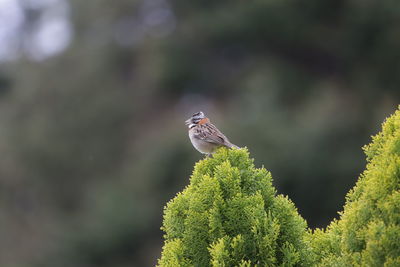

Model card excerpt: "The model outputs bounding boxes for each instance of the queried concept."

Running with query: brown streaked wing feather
[194,123,228,146]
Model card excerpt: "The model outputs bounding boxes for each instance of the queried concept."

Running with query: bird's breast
[188,129,218,154]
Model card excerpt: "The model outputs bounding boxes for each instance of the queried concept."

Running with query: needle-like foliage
[158,107,400,266]
[310,107,400,266]
[158,148,311,266]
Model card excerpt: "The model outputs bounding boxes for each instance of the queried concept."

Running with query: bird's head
[185,111,207,128]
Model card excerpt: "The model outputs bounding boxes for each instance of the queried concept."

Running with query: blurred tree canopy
[0,0,399,266]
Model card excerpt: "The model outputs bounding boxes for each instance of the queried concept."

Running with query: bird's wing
[194,123,228,146]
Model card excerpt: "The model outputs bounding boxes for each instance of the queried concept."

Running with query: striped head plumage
[185,111,208,129]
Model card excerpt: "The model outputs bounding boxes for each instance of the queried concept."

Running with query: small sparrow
[185,111,239,156]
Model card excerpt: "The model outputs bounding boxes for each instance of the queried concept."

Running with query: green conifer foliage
[310,107,400,266]
[159,108,400,266]
[158,148,310,266]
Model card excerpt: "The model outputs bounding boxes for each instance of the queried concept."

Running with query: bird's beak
[185,119,192,125]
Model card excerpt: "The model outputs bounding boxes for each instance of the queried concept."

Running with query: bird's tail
[226,142,240,149]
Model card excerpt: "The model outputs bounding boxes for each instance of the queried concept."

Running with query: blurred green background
[0,0,399,266]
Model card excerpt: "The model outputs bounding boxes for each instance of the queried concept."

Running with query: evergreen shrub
[158,148,311,266]
[310,107,400,266]
[158,107,400,266]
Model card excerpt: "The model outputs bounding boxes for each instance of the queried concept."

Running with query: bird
[185,111,239,156]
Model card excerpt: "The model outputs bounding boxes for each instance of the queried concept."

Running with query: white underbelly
[189,133,218,154]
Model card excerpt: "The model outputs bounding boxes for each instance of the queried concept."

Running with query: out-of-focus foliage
[159,148,310,266]
[309,107,400,266]
[0,0,399,266]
